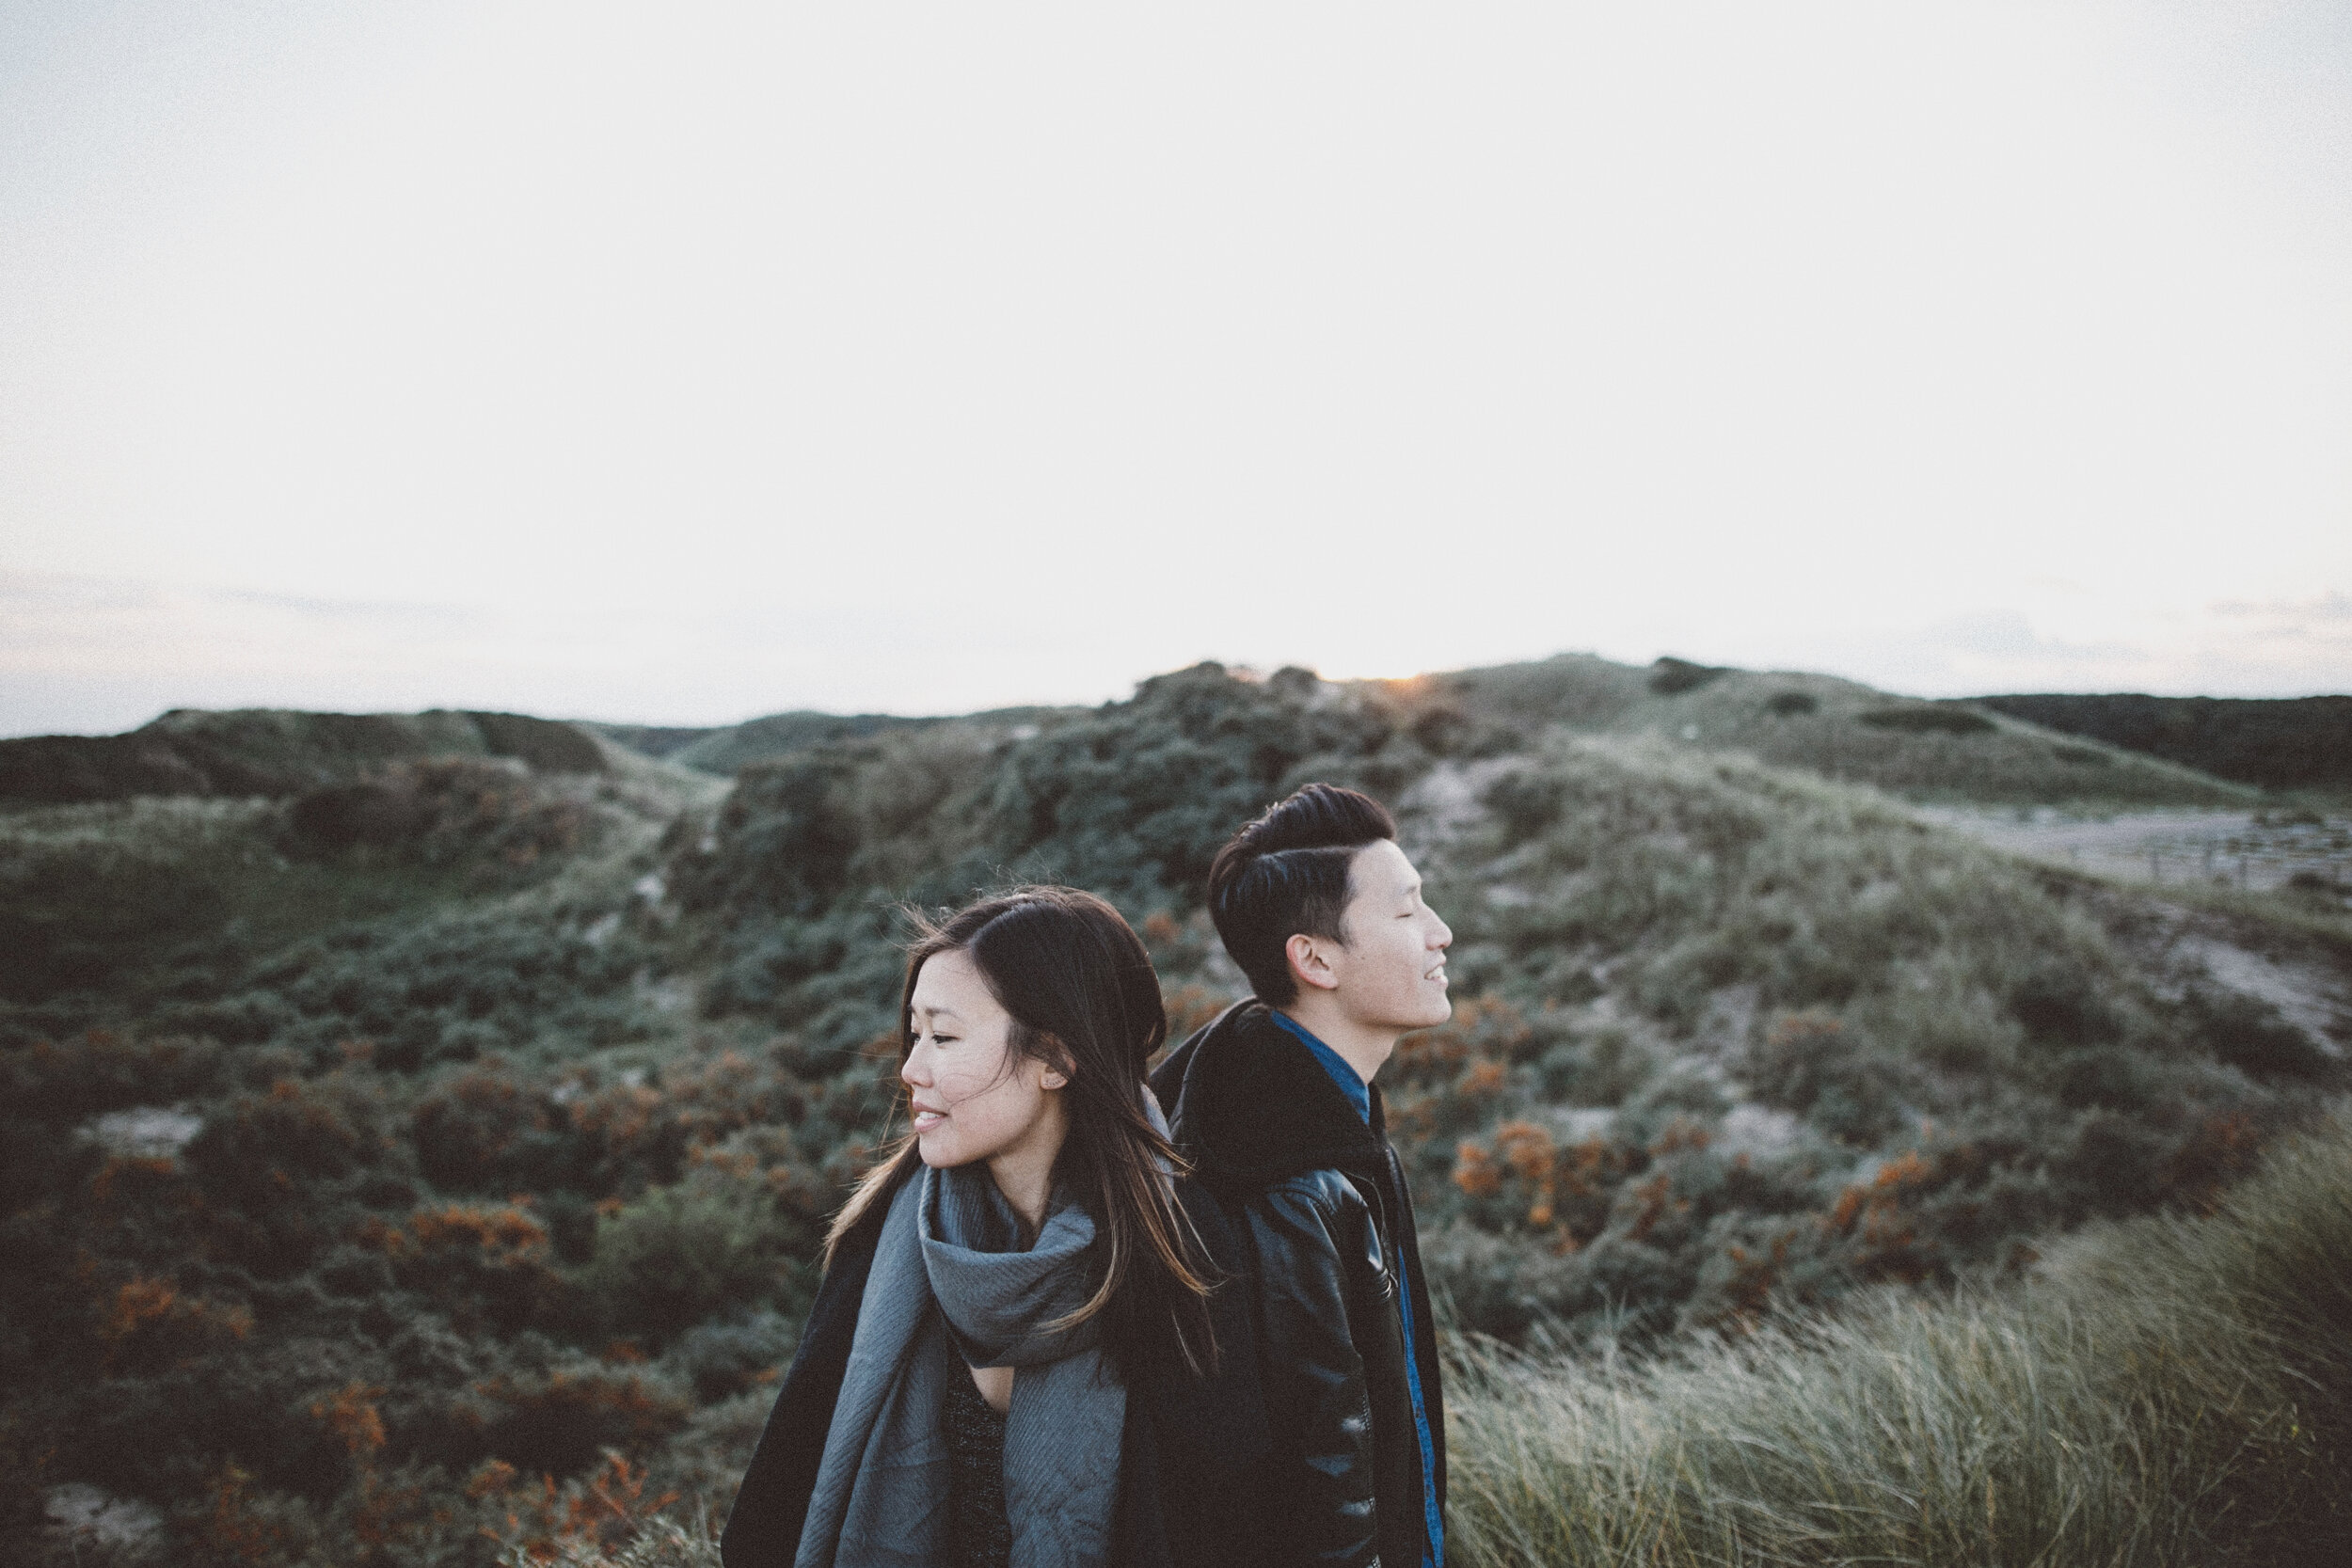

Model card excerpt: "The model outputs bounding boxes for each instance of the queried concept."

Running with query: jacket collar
[1150,1000,1391,1197]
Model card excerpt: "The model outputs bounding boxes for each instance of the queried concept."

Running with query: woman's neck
[987,1146,1057,1237]
[985,1094,1068,1237]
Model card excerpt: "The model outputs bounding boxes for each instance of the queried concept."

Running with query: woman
[722,888,1270,1568]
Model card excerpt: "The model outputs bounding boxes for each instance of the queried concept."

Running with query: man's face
[1321,839,1453,1034]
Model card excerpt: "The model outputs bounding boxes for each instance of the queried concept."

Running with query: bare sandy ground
[1918,804,2352,1053]
[1913,807,2351,895]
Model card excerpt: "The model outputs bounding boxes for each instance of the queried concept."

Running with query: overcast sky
[4,1,2348,736]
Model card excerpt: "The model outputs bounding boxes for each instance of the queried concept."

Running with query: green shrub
[0,839,231,1003]
[667,1311,798,1403]
[2181,986,2334,1079]
[577,1179,800,1344]
[1647,657,1726,696]
[1858,705,1996,736]
[453,1365,692,1479]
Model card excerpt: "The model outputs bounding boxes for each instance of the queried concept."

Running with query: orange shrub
[1454,1140,1502,1198]
[94,1273,253,1370]
[1820,1148,1941,1283]
[370,1202,564,1330]
[1161,983,1229,1043]
[473,1450,683,1562]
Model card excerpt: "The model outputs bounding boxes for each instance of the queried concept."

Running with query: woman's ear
[1036,1036,1073,1091]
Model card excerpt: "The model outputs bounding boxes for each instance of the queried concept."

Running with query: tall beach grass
[1446,1108,2352,1567]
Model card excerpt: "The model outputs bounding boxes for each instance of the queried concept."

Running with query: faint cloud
[2209,589,2352,631]
[0,570,488,734]
[215,586,475,629]
[0,570,166,615]
[0,571,478,658]
[1921,610,2144,664]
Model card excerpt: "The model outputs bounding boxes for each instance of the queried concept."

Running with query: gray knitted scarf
[794,1163,1124,1568]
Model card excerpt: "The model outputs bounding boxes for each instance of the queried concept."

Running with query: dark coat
[721,1163,1274,1568]
[1151,1002,1447,1568]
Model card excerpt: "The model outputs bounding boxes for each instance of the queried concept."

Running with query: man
[1151,783,1451,1568]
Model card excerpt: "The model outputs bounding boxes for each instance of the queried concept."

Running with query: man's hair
[1206,783,1397,1006]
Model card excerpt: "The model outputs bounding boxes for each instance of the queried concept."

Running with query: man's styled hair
[1207,783,1398,1006]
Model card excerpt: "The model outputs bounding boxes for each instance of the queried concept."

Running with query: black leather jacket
[1152,1003,1446,1568]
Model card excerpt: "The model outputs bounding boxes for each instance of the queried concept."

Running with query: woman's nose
[900,1047,929,1087]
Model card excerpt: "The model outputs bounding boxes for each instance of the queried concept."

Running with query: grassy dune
[7,665,2344,1565]
[1401,733,2328,1345]
[1434,655,2255,808]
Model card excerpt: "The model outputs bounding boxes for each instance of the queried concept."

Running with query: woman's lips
[912,1108,946,1132]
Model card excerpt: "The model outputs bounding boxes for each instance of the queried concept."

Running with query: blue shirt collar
[1269,1009,1371,1124]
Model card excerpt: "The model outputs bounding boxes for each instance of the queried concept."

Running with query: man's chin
[1400,997,1453,1030]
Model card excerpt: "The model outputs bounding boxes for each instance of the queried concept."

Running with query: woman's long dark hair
[824,887,1219,1373]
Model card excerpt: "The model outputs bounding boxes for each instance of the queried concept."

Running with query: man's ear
[1285,932,1341,993]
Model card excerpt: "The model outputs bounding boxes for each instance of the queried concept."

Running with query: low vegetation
[4,657,2344,1564]
[1437,654,2253,806]
[0,709,606,806]
[1400,734,2318,1344]
[1974,691,2352,795]
[306,1105,2352,1568]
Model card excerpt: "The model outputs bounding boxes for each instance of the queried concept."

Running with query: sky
[3,1,2348,736]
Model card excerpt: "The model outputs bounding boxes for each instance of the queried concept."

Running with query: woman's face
[901,948,1068,1174]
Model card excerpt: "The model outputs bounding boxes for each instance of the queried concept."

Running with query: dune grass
[1445,1108,2352,1568]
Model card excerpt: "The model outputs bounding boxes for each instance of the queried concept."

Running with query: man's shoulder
[1257,1164,1361,1208]
[1150,997,1270,1106]
[1155,999,1388,1197]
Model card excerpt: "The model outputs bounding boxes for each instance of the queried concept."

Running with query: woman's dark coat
[1150,1002,1447,1568]
[721,1165,1273,1568]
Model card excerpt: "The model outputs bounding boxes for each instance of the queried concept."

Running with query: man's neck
[1275,998,1396,1086]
